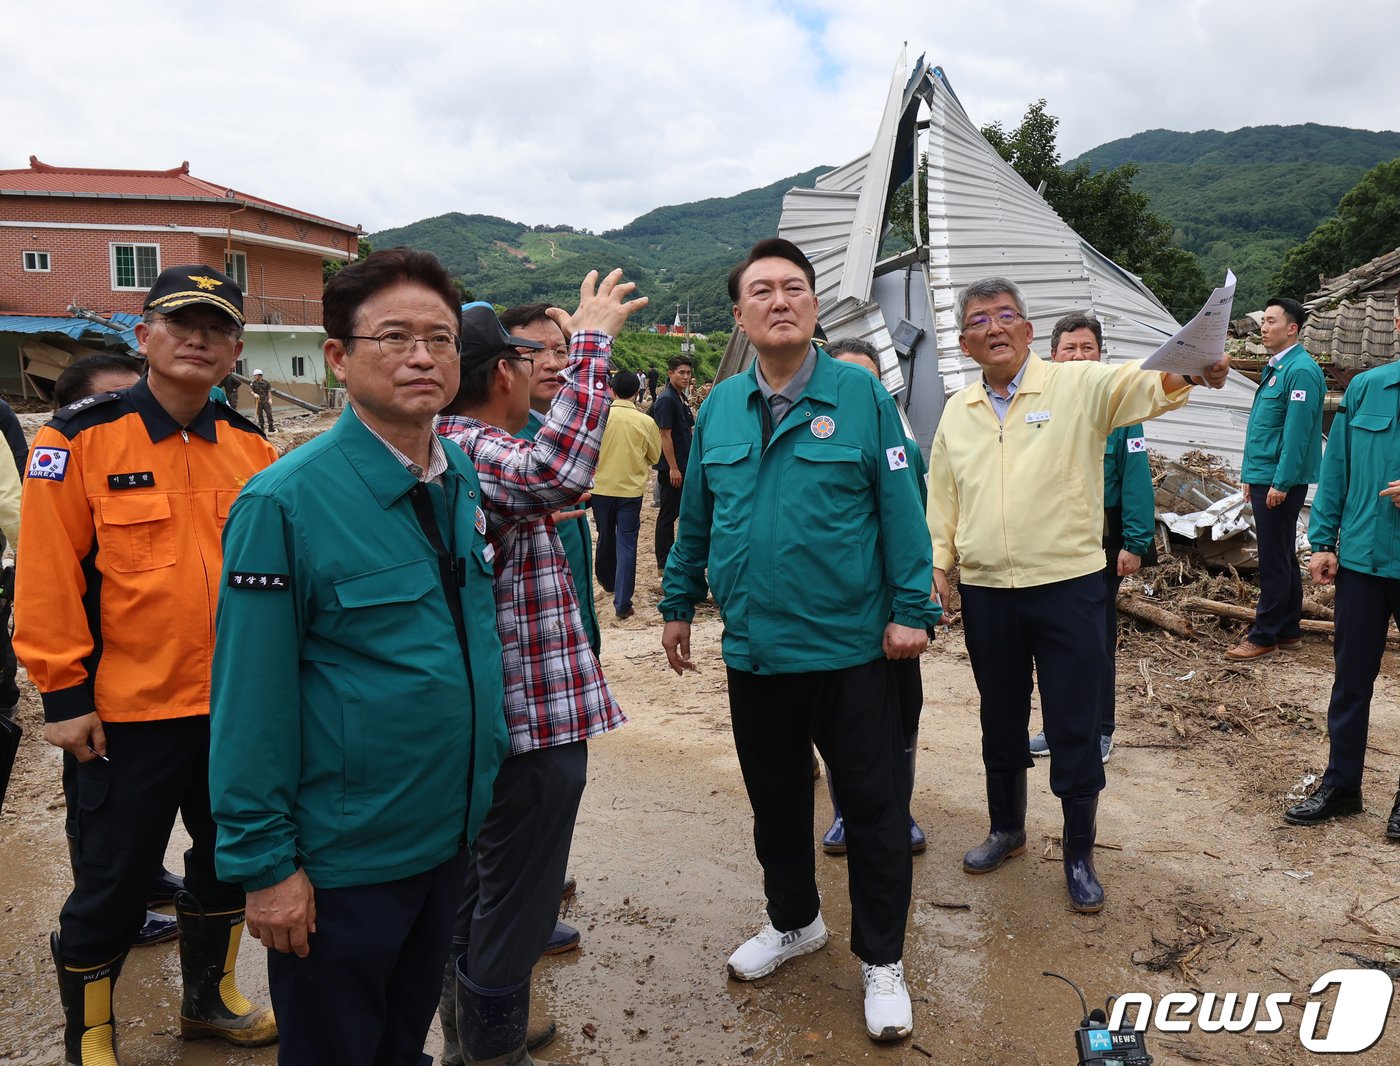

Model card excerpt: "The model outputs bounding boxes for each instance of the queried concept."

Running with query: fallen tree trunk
[1180,596,1400,644]
[1118,595,1194,639]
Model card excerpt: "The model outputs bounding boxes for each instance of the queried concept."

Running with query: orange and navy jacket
[14,378,278,724]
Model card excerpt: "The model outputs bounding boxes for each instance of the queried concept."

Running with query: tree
[324,236,375,282]
[1271,158,1400,299]
[885,100,1211,318]
[982,102,1213,320]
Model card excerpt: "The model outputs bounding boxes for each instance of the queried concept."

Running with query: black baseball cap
[459,302,544,366]
[144,265,245,326]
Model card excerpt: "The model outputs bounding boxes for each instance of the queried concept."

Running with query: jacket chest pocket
[333,558,441,651]
[99,494,177,573]
[700,442,753,500]
[1350,410,1394,437]
[792,442,867,505]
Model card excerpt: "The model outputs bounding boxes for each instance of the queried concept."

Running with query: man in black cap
[15,264,280,1063]
[434,281,642,1066]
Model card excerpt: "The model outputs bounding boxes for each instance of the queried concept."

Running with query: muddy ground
[3,418,1400,1064]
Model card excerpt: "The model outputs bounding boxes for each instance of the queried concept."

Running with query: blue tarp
[0,313,140,351]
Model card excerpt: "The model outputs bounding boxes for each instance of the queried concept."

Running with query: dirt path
[4,470,1400,1064]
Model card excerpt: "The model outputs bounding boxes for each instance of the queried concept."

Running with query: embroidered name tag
[28,447,69,481]
[1290,389,1307,401]
[1025,410,1051,424]
[229,572,289,590]
[483,543,495,563]
[1127,438,1147,453]
[886,445,909,471]
[107,471,155,490]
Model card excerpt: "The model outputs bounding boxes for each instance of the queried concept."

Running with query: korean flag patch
[28,446,70,481]
[1127,437,1147,453]
[1290,389,1307,402]
[886,445,909,471]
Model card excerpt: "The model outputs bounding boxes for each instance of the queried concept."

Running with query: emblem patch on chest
[475,506,487,535]
[810,415,835,438]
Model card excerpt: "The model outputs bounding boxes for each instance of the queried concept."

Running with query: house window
[235,359,246,377]
[23,251,51,272]
[291,356,306,377]
[111,243,160,290]
[224,250,248,290]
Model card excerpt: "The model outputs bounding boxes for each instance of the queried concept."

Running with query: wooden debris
[1119,595,1194,638]
[1182,596,1400,643]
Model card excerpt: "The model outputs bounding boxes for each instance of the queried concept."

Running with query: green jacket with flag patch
[1240,343,1325,490]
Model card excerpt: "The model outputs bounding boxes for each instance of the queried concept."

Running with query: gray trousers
[453,740,588,988]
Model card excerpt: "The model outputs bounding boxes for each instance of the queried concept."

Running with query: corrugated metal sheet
[774,55,1257,472]
[0,312,138,348]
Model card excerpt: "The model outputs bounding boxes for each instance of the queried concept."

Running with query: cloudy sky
[4,1,1396,236]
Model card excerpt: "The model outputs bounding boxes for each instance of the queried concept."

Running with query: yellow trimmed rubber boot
[174,892,277,1046]
[52,931,124,1065]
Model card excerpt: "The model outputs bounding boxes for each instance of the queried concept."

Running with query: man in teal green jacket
[1030,313,1157,765]
[660,239,938,1044]
[209,249,509,1063]
[1232,296,1325,660]
[1285,328,1400,834]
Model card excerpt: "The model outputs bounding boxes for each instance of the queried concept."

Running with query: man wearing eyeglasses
[661,238,939,1044]
[16,264,279,1063]
[433,287,641,1066]
[926,277,1229,916]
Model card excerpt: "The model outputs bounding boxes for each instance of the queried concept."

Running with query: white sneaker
[862,959,913,1041]
[726,915,828,980]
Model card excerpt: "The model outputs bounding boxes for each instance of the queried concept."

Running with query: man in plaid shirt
[435,272,644,1066]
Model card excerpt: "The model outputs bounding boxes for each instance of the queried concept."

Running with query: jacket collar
[965,350,1044,405]
[743,343,839,408]
[129,376,221,443]
[334,406,470,509]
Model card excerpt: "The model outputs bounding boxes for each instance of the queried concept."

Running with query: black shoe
[542,919,580,957]
[616,606,634,620]
[146,866,185,907]
[1284,783,1363,826]
[133,909,179,947]
[1386,791,1400,841]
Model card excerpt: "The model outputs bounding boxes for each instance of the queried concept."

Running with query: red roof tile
[0,157,359,234]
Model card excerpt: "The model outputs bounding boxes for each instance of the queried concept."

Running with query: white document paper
[1141,270,1236,373]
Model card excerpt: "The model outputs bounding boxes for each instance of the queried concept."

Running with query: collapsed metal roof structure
[720,50,1258,470]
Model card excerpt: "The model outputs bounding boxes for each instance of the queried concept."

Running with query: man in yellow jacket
[927,277,1230,914]
[592,369,661,619]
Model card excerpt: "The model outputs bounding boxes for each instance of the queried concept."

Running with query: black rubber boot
[439,937,469,1066]
[174,891,278,1046]
[52,931,125,1065]
[821,762,846,854]
[962,771,1027,873]
[1062,796,1105,913]
[1387,790,1400,842]
[907,733,926,854]
[456,960,575,1066]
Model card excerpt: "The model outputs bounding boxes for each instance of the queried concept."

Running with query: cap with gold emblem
[143,265,245,326]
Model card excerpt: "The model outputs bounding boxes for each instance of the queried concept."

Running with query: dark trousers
[0,594,16,711]
[1322,568,1400,791]
[452,742,588,989]
[655,477,683,570]
[962,573,1108,799]
[592,494,641,613]
[1101,550,1124,737]
[268,847,468,1066]
[727,658,910,964]
[59,717,241,964]
[1249,484,1307,645]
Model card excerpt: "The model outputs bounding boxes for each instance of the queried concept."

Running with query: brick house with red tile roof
[0,157,361,409]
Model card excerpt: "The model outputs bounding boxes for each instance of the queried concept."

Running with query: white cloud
[2,0,1396,235]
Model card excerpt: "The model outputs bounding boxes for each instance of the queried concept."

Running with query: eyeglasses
[508,352,536,368]
[962,311,1024,334]
[155,315,241,343]
[345,330,461,362]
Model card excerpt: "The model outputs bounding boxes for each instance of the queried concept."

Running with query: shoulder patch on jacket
[1126,437,1147,453]
[47,390,127,437]
[1290,389,1307,402]
[28,446,70,480]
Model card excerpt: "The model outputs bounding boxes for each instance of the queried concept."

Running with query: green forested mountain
[369,167,830,334]
[370,125,1399,335]
[1070,124,1400,308]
